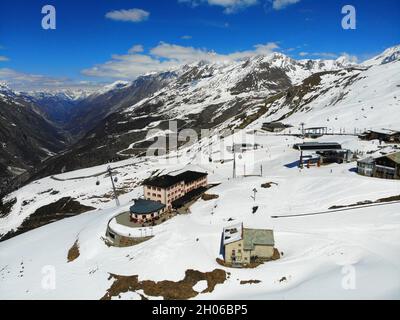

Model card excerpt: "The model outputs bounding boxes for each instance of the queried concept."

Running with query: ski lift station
[293,142,352,167]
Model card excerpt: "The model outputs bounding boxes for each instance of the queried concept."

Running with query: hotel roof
[143,171,208,188]
[129,199,165,215]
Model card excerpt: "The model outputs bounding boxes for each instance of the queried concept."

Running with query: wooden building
[357,152,400,179]
[358,130,400,143]
[374,152,400,179]
[262,122,289,133]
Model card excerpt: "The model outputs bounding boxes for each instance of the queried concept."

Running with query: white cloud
[0,68,103,92]
[272,0,301,10]
[339,52,359,63]
[0,56,9,62]
[105,8,150,22]
[82,42,279,79]
[299,52,338,59]
[179,0,258,14]
[181,35,193,40]
[128,45,144,53]
[298,51,359,63]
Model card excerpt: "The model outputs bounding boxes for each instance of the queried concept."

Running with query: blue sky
[0,0,399,90]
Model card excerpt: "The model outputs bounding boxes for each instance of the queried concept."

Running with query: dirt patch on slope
[102,269,226,300]
[261,182,278,189]
[216,248,281,269]
[240,279,261,285]
[201,193,219,201]
[0,197,95,242]
[67,240,80,262]
[329,194,400,210]
[0,197,17,218]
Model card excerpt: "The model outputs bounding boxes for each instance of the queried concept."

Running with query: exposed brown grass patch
[329,194,400,210]
[67,240,80,263]
[216,248,281,269]
[240,280,261,285]
[201,193,219,201]
[102,269,226,300]
[261,182,278,189]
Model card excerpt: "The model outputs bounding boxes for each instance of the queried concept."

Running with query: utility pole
[107,165,120,207]
[233,144,236,179]
[300,122,305,138]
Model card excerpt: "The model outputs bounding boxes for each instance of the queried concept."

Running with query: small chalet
[358,129,400,143]
[375,152,400,179]
[262,122,289,133]
[143,170,208,210]
[220,223,275,267]
[129,199,166,223]
[357,151,400,179]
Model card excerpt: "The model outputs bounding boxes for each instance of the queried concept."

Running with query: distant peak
[99,80,131,93]
[363,44,400,66]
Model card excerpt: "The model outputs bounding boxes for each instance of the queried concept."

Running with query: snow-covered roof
[223,223,243,245]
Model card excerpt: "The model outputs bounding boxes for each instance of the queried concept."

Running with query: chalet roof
[243,228,275,250]
[364,129,400,136]
[383,152,400,164]
[358,157,375,164]
[262,122,287,128]
[223,223,242,245]
[129,199,165,215]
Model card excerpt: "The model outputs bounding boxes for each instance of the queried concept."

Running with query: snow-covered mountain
[0,46,399,300]
[363,45,400,66]
[24,47,396,180]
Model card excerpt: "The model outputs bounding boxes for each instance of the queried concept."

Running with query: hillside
[0,84,67,193]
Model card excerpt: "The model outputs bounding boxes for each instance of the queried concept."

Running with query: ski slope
[0,132,399,300]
